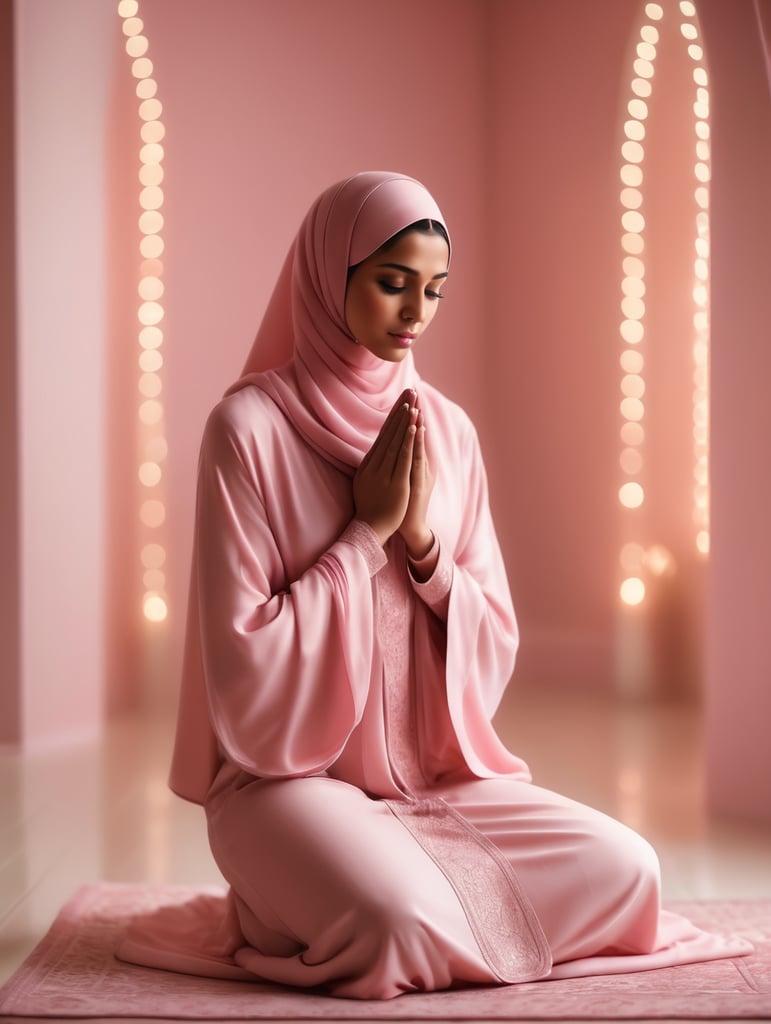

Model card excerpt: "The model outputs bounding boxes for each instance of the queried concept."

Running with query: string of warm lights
[683,4,711,557]
[618,0,711,607]
[118,1,169,624]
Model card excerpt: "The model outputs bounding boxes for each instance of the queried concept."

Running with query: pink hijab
[227,171,449,474]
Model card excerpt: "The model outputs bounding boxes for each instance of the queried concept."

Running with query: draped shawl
[231,171,448,472]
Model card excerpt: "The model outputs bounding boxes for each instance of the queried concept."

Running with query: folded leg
[206,774,502,999]
[437,777,750,975]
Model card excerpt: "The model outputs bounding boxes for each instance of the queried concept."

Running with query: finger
[372,402,411,472]
[410,423,427,484]
[384,388,416,423]
[393,421,417,485]
[414,420,426,459]
[382,406,416,479]
[364,389,416,476]
[371,390,414,456]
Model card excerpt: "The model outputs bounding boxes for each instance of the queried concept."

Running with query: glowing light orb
[620,577,646,605]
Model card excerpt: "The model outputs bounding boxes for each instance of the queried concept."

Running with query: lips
[389,333,417,348]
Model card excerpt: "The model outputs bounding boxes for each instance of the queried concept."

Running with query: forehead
[368,231,450,273]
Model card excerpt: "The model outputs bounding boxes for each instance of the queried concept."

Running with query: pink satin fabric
[233,171,447,472]
[133,172,753,999]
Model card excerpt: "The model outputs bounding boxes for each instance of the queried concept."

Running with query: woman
[124,172,750,999]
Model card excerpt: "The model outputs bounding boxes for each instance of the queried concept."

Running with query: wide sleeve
[415,414,530,780]
[194,401,385,780]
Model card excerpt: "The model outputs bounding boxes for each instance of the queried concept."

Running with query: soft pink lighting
[618,0,711,608]
[125,35,148,58]
[143,594,168,623]
[141,543,165,569]
[139,350,162,372]
[620,577,646,605]
[119,0,169,625]
[139,462,162,487]
[138,300,163,325]
[619,482,645,509]
[139,372,162,397]
[136,78,157,99]
[140,235,164,259]
[621,422,645,446]
[140,500,165,528]
[138,275,163,300]
[620,350,644,373]
[139,400,163,426]
[139,325,162,349]
[620,448,644,474]
[631,78,653,98]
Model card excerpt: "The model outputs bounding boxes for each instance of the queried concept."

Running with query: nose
[401,295,425,325]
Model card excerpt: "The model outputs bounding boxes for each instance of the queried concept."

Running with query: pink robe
[118,377,752,999]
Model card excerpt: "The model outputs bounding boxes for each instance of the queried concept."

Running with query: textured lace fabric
[375,542,550,982]
[378,548,424,792]
[385,799,550,983]
[339,518,388,577]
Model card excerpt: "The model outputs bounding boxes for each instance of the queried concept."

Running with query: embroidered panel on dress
[376,547,551,984]
[377,550,424,792]
[385,796,551,984]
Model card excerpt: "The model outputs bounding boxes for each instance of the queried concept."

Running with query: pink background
[3,0,770,821]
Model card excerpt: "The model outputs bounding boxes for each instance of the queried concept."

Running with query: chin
[379,348,411,363]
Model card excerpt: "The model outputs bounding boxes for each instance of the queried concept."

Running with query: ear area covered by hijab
[226,172,450,474]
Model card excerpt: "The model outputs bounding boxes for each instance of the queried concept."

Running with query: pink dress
[118,173,751,998]
[123,379,749,1000]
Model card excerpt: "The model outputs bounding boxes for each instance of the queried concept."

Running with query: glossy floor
[1,688,770,1008]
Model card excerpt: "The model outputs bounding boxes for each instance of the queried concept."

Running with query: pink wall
[700,0,771,822]
[7,0,116,747]
[0,3,20,744]
[486,0,636,690]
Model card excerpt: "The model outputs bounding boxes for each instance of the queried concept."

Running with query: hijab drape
[227,172,449,474]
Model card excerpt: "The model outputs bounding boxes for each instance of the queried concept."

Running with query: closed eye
[379,281,445,300]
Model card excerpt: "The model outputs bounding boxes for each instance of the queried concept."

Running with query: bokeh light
[143,594,168,622]
[617,0,711,609]
[620,577,646,606]
[119,0,169,622]
[619,482,645,509]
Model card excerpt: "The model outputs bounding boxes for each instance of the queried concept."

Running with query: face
[344,230,449,362]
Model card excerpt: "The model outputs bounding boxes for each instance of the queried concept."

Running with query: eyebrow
[376,262,449,280]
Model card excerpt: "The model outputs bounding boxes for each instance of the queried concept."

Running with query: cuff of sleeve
[409,535,453,616]
[339,519,387,577]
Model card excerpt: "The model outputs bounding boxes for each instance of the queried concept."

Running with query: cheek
[346,288,382,331]
[425,302,441,327]
[356,292,390,329]
[365,290,389,319]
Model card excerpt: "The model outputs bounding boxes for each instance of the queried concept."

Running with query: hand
[353,389,418,546]
[398,402,436,559]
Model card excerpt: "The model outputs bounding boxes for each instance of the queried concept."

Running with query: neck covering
[227,171,450,474]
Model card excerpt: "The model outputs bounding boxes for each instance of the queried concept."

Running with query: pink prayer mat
[0,884,767,1020]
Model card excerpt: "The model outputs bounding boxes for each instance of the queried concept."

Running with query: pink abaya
[120,173,751,999]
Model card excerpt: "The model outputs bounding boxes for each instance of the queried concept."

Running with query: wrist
[403,528,434,561]
[357,516,392,548]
